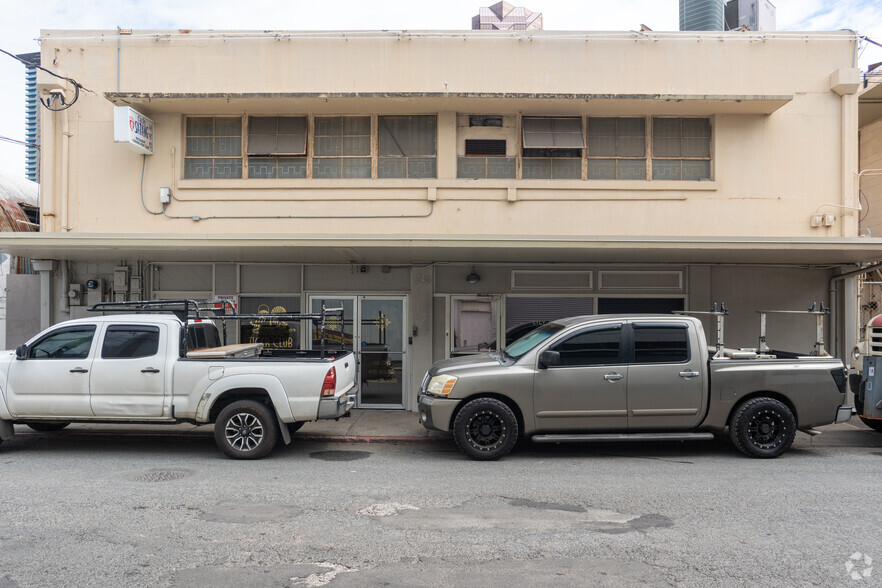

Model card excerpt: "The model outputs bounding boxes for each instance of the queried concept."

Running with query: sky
[0,0,881,178]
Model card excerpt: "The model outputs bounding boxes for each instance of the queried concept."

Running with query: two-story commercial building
[2,28,879,410]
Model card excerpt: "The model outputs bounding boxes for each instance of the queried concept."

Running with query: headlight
[426,374,458,396]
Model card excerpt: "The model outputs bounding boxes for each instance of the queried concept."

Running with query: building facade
[1,29,876,411]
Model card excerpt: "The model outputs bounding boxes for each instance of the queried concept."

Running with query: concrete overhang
[859,79,882,127]
[105,92,793,116]
[2,233,881,266]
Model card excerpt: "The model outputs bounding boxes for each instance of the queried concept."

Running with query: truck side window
[187,324,221,350]
[29,326,97,359]
[551,327,621,366]
[102,325,160,359]
[633,325,689,364]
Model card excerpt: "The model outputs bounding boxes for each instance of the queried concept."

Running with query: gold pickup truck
[418,315,851,460]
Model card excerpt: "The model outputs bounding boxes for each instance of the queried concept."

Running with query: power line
[0,46,91,111]
[0,135,38,148]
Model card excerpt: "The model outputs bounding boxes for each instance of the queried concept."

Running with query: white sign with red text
[113,106,154,155]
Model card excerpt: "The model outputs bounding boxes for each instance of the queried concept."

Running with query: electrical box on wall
[113,266,130,302]
[86,278,105,307]
[67,283,83,306]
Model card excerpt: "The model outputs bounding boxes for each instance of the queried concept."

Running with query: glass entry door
[309,295,407,408]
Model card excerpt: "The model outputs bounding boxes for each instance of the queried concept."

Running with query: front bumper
[417,393,461,432]
[318,390,357,420]
[834,405,853,424]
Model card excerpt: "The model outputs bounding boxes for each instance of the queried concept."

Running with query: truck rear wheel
[215,400,279,460]
[729,397,796,458]
[453,398,519,461]
[859,416,882,432]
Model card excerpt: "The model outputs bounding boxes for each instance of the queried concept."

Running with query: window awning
[522,117,585,149]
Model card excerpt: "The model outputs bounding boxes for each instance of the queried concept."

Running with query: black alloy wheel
[453,398,519,461]
[729,397,796,458]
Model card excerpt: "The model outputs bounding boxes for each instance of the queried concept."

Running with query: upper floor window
[457,114,516,179]
[652,118,711,181]
[378,115,437,178]
[587,117,646,180]
[313,116,372,179]
[522,117,584,180]
[184,114,437,180]
[247,116,307,179]
[184,117,242,179]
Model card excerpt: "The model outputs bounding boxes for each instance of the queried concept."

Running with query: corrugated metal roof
[0,172,39,233]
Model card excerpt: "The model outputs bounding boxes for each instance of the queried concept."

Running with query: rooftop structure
[472,2,542,30]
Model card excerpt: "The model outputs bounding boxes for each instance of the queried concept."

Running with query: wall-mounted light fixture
[466,267,481,284]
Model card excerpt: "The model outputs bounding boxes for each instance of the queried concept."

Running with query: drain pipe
[59,260,70,317]
[830,262,882,364]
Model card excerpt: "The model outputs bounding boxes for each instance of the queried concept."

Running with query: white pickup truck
[0,303,357,459]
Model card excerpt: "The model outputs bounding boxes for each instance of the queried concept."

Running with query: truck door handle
[69,367,88,374]
[141,368,160,374]
[679,370,700,378]
[604,373,624,381]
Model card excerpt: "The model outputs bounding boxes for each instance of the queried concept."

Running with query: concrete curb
[297,434,450,444]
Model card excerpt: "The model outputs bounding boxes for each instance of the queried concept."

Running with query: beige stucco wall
[859,117,882,236]
[36,30,860,241]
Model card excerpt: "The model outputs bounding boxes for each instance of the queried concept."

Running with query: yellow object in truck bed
[186,343,264,358]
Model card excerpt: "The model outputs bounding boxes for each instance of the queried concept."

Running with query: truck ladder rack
[756,302,830,357]
[89,299,346,357]
[674,303,729,359]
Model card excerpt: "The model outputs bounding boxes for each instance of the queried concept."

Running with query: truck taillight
[830,367,848,395]
[321,367,337,397]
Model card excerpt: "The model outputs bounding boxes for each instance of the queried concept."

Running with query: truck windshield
[504,322,565,360]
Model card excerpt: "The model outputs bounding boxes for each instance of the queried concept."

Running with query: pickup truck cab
[0,312,357,459]
[418,315,851,460]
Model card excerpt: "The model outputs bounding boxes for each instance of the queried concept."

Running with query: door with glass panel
[309,295,407,408]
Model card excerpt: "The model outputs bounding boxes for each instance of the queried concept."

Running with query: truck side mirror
[538,350,560,368]
[15,344,28,360]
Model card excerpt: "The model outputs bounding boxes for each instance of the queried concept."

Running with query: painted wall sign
[113,106,154,155]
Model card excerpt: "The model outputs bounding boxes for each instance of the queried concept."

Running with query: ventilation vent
[469,115,503,127]
[512,270,592,290]
[598,271,683,290]
[465,139,507,156]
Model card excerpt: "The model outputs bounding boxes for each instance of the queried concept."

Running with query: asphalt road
[0,423,880,587]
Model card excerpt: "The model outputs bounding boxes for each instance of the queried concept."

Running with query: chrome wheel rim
[225,413,264,451]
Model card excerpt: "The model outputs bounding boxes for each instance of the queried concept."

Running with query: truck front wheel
[453,398,519,461]
[729,397,796,458]
[215,400,279,460]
